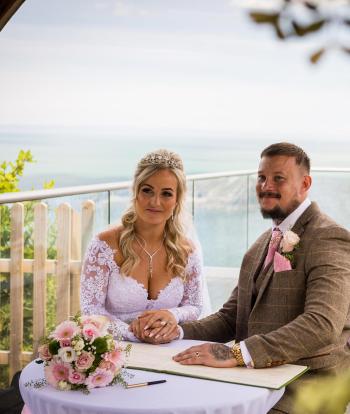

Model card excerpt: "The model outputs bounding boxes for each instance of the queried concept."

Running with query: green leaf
[249,12,279,25]
[43,180,55,189]
[274,21,286,39]
[0,150,35,193]
[48,340,60,355]
[310,48,325,64]
[92,337,109,354]
[304,2,318,11]
[292,20,326,37]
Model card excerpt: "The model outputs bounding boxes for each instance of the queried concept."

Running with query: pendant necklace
[135,234,165,279]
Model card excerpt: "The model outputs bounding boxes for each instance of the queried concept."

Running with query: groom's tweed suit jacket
[182,202,350,411]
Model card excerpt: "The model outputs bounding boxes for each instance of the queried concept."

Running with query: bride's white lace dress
[80,237,204,341]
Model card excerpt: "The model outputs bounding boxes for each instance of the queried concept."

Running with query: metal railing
[2,167,349,204]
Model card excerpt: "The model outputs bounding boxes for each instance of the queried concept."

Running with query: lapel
[290,201,319,236]
[251,202,319,309]
[246,230,271,300]
[250,231,271,280]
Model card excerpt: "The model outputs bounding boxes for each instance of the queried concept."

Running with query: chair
[0,371,24,414]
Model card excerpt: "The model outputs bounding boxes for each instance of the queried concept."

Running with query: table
[19,340,284,414]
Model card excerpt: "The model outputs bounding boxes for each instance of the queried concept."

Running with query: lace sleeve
[80,238,138,342]
[168,249,203,323]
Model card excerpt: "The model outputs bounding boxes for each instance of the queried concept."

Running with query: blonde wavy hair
[119,149,191,279]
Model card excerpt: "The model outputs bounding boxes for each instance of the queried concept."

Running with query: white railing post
[81,200,95,258]
[10,202,24,379]
[70,208,81,316]
[56,203,71,324]
[33,202,47,357]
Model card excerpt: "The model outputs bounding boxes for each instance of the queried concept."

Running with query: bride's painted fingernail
[155,334,159,339]
[149,332,154,337]
[144,325,149,330]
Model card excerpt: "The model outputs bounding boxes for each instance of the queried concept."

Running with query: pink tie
[264,228,282,269]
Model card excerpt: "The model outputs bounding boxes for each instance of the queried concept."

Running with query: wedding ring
[195,352,200,358]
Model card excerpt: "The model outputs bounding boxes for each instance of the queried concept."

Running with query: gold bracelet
[231,343,245,367]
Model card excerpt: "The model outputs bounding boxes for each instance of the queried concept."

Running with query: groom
[143,142,350,413]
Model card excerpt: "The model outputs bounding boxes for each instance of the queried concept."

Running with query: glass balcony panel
[310,172,350,229]
[193,176,248,268]
[247,174,270,247]
[109,188,131,225]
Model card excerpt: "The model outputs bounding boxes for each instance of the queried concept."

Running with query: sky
[0,0,349,143]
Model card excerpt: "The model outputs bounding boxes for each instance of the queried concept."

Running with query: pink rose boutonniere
[281,231,300,260]
[274,230,300,272]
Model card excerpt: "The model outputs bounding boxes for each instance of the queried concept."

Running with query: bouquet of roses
[37,313,131,392]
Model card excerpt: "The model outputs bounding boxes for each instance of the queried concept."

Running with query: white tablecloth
[19,340,284,414]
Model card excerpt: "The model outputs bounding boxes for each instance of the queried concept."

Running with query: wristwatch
[231,343,245,366]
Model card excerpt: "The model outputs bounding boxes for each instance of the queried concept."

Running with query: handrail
[0,170,256,203]
[1,167,350,204]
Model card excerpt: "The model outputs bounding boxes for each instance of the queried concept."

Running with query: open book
[124,342,308,390]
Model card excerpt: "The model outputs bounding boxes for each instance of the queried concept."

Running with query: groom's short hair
[261,142,310,174]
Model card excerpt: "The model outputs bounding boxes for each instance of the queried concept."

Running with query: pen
[126,380,167,389]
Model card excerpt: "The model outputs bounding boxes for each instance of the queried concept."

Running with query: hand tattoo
[209,344,233,361]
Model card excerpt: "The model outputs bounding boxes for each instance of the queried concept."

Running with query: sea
[1,127,350,269]
[2,128,350,188]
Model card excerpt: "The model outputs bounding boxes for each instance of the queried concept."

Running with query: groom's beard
[258,192,300,222]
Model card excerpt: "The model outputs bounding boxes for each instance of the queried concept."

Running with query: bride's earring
[171,210,174,221]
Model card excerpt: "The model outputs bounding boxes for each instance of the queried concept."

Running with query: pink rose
[60,339,71,348]
[281,230,300,253]
[99,360,119,374]
[82,323,100,342]
[85,368,114,389]
[75,351,95,371]
[68,369,86,385]
[38,344,52,361]
[81,315,109,336]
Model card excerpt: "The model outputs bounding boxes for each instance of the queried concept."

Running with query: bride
[80,149,207,342]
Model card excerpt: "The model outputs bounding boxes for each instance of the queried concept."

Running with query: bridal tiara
[140,152,183,170]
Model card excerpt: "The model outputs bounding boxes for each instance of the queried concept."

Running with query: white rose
[58,347,77,363]
[73,339,85,352]
[57,380,71,391]
[281,231,300,253]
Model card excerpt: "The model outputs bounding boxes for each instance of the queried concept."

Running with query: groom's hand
[173,343,238,368]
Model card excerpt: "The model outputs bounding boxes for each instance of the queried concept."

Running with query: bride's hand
[143,310,178,340]
[129,310,177,341]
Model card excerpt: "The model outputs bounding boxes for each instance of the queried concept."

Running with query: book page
[124,342,308,390]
